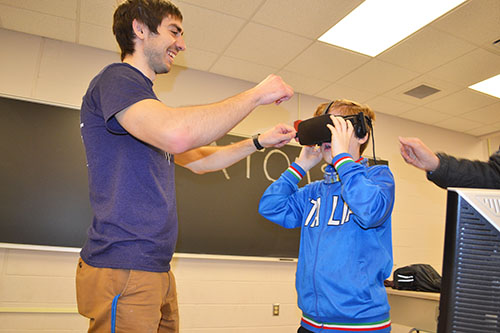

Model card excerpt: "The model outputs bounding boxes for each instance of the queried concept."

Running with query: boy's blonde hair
[314,99,375,155]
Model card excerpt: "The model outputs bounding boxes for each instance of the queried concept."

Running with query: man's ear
[132,19,146,40]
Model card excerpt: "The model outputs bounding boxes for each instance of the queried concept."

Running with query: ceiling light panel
[318,0,466,57]
[469,74,500,99]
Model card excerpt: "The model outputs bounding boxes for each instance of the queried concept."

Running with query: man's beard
[145,48,170,75]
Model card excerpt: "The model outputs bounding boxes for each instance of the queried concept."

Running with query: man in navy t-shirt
[75,1,296,332]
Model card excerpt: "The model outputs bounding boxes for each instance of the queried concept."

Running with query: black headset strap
[324,101,370,126]
[323,101,335,115]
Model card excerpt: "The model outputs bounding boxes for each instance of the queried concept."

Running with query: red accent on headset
[294,120,302,132]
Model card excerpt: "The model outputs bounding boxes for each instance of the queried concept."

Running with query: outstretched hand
[399,136,440,172]
[258,123,296,148]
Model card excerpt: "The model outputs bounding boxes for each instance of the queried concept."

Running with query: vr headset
[294,112,372,146]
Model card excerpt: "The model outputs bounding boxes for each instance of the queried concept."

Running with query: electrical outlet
[273,303,280,316]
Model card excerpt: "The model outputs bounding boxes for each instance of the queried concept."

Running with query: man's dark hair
[113,0,183,61]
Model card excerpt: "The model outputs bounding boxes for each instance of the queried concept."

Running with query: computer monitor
[438,188,500,332]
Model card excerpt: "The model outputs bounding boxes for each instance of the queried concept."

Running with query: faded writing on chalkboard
[216,140,318,184]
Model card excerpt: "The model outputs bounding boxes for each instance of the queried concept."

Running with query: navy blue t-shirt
[80,63,177,272]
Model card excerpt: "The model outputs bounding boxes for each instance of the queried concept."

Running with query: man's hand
[252,74,294,106]
[258,123,296,148]
[399,136,440,172]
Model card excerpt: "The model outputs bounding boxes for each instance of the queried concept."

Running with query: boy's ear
[357,133,369,145]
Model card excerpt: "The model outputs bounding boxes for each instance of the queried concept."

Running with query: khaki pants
[76,258,179,333]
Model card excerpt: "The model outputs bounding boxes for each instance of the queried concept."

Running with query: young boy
[259,99,395,333]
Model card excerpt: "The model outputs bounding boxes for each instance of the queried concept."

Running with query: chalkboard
[0,96,328,258]
[175,135,324,258]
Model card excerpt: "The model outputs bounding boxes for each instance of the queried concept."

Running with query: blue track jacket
[259,154,395,332]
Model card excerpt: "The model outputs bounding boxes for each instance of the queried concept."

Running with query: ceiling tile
[482,38,500,57]
[384,74,463,106]
[177,0,264,19]
[431,0,500,47]
[174,47,219,72]
[425,88,499,116]
[175,2,246,53]
[284,41,370,82]
[80,0,118,26]
[0,5,76,43]
[0,0,77,19]
[365,96,417,116]
[427,48,500,87]
[276,70,331,97]
[316,82,376,104]
[252,0,363,38]
[434,116,483,133]
[336,59,419,95]
[224,22,312,68]
[210,56,277,84]
[398,107,452,124]
[465,123,500,137]
[460,102,500,124]
[1,0,498,138]
[379,26,476,74]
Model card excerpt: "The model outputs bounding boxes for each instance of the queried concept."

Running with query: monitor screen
[438,188,500,332]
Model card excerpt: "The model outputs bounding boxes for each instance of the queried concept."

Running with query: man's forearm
[176,139,256,174]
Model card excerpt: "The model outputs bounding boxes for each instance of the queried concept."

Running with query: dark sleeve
[427,151,500,189]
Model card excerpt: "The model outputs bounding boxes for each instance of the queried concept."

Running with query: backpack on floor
[393,264,441,292]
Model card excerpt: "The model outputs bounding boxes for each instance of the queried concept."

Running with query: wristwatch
[252,134,264,150]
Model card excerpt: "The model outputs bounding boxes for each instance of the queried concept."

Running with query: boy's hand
[326,116,354,158]
[295,145,322,172]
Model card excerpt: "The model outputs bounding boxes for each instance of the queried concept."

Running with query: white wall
[0,28,488,332]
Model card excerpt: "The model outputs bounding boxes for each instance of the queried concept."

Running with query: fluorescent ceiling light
[469,74,500,99]
[318,0,466,57]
